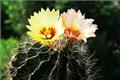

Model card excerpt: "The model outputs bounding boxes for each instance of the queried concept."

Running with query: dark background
[1,0,120,80]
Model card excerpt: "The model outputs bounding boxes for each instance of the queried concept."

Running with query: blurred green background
[1,0,120,80]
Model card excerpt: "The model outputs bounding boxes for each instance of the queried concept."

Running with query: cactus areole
[9,8,98,80]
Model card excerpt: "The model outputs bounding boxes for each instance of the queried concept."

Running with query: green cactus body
[9,38,98,80]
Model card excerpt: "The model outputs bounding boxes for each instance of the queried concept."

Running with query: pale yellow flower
[26,8,64,46]
[62,9,98,42]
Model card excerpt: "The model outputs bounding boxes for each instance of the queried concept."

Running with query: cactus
[8,8,99,80]
[8,37,99,80]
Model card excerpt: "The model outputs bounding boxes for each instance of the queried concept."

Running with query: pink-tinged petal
[62,9,98,42]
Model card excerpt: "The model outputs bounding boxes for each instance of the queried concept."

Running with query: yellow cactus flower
[26,8,64,46]
[62,9,98,42]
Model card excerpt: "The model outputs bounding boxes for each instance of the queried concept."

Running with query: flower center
[64,27,80,37]
[40,26,56,40]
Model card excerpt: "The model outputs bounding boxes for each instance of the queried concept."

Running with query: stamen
[40,26,56,40]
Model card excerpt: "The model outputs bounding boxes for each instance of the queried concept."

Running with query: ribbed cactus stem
[48,52,60,80]
[8,38,99,80]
